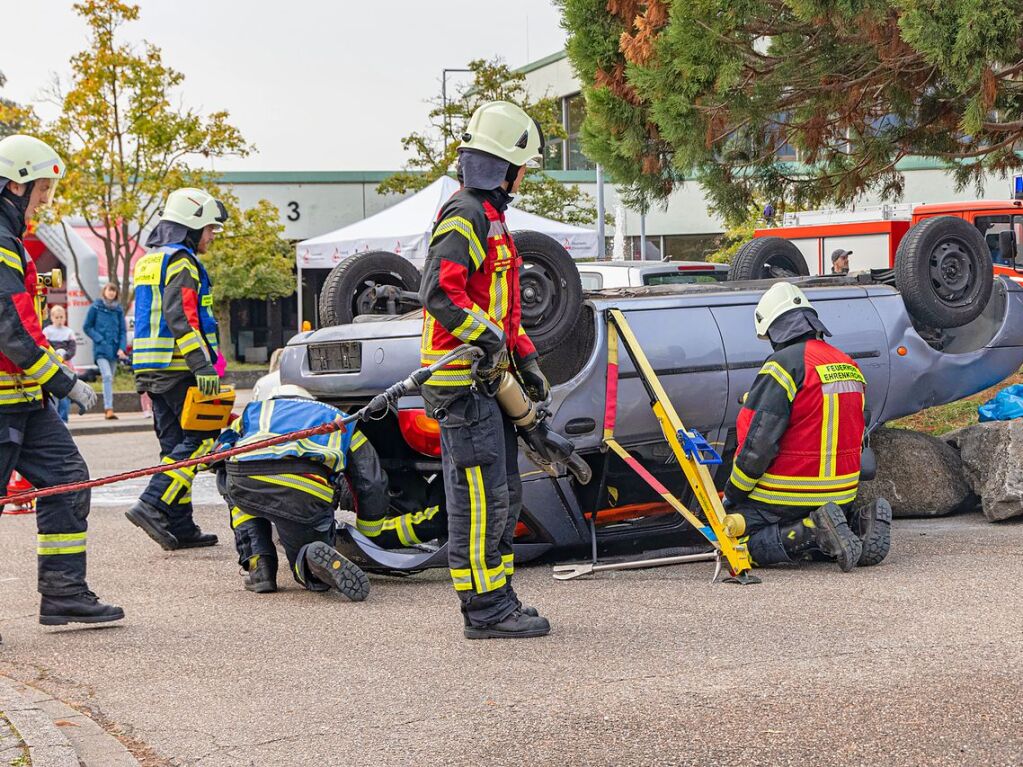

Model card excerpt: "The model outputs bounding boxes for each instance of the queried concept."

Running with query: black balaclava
[766,307,832,351]
[458,148,515,192]
[145,220,202,252]
[0,179,34,234]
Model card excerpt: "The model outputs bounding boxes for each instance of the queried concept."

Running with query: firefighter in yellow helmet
[125,188,227,551]
[0,134,123,626]
[419,101,551,639]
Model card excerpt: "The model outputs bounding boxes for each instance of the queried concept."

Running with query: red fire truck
[728,199,1023,329]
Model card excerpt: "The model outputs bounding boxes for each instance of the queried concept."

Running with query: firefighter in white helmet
[724,282,891,571]
[125,188,227,551]
[418,101,552,639]
[0,134,123,626]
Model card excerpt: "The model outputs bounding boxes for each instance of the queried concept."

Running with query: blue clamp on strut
[679,429,722,465]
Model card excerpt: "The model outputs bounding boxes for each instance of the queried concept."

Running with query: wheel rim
[519,258,561,330]
[928,238,978,307]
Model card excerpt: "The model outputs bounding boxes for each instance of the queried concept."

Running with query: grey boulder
[857,427,972,517]
[944,421,1023,522]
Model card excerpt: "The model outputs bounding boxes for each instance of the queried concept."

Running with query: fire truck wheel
[512,230,583,354]
[894,216,993,328]
[728,237,810,281]
[319,251,423,327]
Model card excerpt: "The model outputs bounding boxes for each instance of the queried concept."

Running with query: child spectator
[42,305,76,422]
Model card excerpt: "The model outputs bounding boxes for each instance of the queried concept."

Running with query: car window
[579,272,603,290]
[974,215,1021,265]
[643,272,726,286]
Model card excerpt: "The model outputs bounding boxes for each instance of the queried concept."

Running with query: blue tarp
[978,383,1023,422]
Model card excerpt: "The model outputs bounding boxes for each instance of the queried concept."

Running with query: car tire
[728,237,810,280]
[513,230,583,354]
[894,215,993,328]
[318,251,422,327]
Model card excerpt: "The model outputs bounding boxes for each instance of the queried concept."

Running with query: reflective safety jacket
[726,338,865,508]
[419,188,536,394]
[0,203,76,411]
[132,245,218,373]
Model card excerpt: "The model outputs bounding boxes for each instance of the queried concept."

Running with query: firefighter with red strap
[419,101,551,640]
[126,188,226,551]
[0,134,123,626]
[724,282,892,571]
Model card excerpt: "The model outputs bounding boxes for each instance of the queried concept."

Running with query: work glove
[67,379,98,413]
[517,357,550,403]
[476,348,509,383]
[195,367,221,397]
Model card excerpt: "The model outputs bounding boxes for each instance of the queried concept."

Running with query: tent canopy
[296,176,599,270]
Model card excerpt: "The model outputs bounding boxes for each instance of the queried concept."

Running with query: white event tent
[294,176,599,325]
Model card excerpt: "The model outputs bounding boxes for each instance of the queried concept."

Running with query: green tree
[0,71,38,139]
[202,196,295,360]
[43,0,250,307]
[378,57,599,226]
[558,0,1023,225]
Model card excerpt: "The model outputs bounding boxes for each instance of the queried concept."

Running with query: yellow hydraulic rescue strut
[601,308,760,585]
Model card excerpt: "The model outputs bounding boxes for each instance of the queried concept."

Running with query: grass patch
[891,368,1023,436]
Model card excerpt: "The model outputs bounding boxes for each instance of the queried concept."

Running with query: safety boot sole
[855,498,893,567]
[464,620,551,640]
[810,502,862,573]
[244,579,278,594]
[305,542,369,602]
[40,608,125,626]
[125,504,178,551]
[175,534,220,549]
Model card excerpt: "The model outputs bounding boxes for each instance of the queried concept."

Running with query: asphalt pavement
[1,429,1022,766]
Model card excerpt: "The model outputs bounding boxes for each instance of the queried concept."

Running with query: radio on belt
[180,385,236,430]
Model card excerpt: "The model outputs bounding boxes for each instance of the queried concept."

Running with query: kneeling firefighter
[127,188,226,551]
[0,134,122,626]
[724,283,891,570]
[215,385,446,600]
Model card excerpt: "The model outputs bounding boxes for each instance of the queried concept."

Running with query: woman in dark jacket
[84,282,128,419]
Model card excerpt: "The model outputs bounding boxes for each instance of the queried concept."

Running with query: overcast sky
[3,0,568,172]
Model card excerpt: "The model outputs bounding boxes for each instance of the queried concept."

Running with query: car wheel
[513,230,583,354]
[894,215,993,328]
[318,251,422,327]
[728,237,810,280]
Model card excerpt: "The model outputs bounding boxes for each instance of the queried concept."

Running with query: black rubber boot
[175,529,219,549]
[464,609,551,640]
[778,517,818,562]
[849,498,892,567]
[303,541,370,602]
[809,503,863,573]
[125,500,178,551]
[463,604,538,627]
[244,556,278,593]
[40,591,125,626]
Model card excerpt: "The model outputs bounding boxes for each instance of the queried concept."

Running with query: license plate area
[307,341,362,373]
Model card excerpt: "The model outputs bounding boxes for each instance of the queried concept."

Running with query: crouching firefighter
[0,135,123,625]
[126,188,226,551]
[214,385,375,601]
[724,283,891,571]
[420,100,553,640]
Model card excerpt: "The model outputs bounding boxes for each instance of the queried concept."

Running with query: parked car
[281,230,1023,571]
[577,261,730,290]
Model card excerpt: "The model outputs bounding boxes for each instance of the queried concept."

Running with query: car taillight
[677,264,713,271]
[398,409,441,457]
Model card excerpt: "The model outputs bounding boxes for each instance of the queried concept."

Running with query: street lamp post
[441,67,472,157]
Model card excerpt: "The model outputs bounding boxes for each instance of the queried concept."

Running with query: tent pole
[296,265,304,331]
[596,164,606,260]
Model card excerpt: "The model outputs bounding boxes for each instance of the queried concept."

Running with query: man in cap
[0,134,122,626]
[831,249,851,274]
[126,188,227,551]
[724,282,891,570]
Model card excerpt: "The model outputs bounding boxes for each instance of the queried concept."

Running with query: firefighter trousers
[436,390,521,627]
[225,472,337,591]
[736,501,851,565]
[0,402,90,595]
[139,377,217,539]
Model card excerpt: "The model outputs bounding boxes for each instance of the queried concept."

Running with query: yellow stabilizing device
[602,309,759,584]
[180,385,236,431]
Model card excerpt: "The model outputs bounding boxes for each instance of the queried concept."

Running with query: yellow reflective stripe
[161,479,185,504]
[729,464,757,492]
[432,216,487,269]
[467,466,486,592]
[760,471,858,489]
[356,516,384,536]
[748,487,858,506]
[176,330,203,355]
[259,400,275,433]
[450,304,502,344]
[450,568,474,591]
[249,473,335,503]
[819,392,839,478]
[350,431,368,452]
[133,337,177,349]
[230,506,256,528]
[165,257,200,281]
[425,368,474,386]
[759,361,797,401]
[381,515,421,546]
[37,532,86,555]
[502,552,514,576]
[0,246,24,273]
[22,350,61,385]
